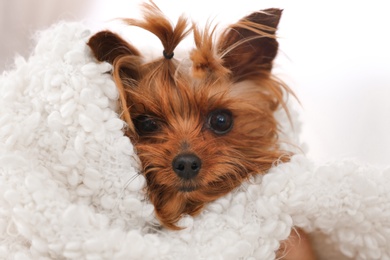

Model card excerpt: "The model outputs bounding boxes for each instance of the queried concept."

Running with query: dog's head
[88,2,290,229]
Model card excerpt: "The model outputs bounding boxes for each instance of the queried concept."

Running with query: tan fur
[87,2,314,259]
[88,0,289,230]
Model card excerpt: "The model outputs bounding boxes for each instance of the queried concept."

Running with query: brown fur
[87,3,316,259]
[88,2,291,230]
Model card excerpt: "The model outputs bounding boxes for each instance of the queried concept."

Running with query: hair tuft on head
[190,23,230,79]
[123,1,191,60]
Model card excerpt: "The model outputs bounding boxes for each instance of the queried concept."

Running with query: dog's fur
[88,2,314,259]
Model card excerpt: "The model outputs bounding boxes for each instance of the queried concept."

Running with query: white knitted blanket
[1,22,389,260]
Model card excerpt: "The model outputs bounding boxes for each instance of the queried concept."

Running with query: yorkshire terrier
[88,2,315,259]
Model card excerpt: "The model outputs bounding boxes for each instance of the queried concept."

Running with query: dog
[88,2,315,259]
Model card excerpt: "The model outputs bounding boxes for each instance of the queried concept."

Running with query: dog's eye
[207,109,233,134]
[133,115,160,135]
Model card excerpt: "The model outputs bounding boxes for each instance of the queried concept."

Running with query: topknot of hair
[122,1,191,61]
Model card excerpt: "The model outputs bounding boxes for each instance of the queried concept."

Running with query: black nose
[172,153,202,180]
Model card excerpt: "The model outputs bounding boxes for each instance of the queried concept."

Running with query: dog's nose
[172,153,202,180]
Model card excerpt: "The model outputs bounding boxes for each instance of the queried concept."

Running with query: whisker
[115,171,144,207]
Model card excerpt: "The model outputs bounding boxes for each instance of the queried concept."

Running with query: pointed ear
[87,31,142,134]
[218,9,282,81]
[87,30,142,82]
[87,30,141,63]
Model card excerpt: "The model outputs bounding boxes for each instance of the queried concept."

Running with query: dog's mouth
[178,184,198,193]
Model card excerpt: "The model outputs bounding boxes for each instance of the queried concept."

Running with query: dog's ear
[87,30,142,80]
[88,30,140,63]
[218,9,282,81]
[88,31,142,134]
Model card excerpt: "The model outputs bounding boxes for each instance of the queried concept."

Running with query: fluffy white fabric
[1,22,390,260]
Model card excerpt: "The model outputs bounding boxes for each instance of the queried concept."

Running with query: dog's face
[88,3,290,229]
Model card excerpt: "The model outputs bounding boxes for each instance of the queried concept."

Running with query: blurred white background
[1,0,389,167]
